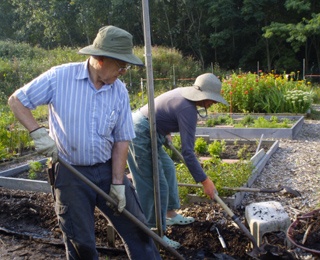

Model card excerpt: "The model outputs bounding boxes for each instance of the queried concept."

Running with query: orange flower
[244,90,248,95]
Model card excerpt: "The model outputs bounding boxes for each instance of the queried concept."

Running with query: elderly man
[8,25,161,260]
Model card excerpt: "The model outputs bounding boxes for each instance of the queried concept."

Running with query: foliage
[207,140,226,158]
[284,90,314,114]
[240,115,255,126]
[174,137,254,201]
[176,158,254,201]
[236,145,251,160]
[216,72,314,113]
[28,161,43,180]
[205,115,234,127]
[204,114,295,128]
[0,0,319,74]
[194,137,208,155]
[0,43,318,162]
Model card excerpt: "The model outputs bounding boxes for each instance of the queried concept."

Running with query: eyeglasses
[114,60,131,73]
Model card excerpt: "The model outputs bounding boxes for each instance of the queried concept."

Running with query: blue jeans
[53,160,161,260]
[127,111,180,232]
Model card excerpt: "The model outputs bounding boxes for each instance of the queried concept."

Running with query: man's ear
[98,57,104,66]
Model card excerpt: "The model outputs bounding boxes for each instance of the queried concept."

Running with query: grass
[307,106,320,120]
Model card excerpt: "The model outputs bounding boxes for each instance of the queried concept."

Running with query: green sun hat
[78,25,143,66]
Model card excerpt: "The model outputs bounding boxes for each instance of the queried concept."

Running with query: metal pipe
[142,0,163,238]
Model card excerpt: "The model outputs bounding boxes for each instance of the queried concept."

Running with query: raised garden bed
[0,158,50,193]
[0,139,279,209]
[177,139,279,209]
[196,114,304,139]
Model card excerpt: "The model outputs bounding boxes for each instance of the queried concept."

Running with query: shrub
[217,72,314,113]
[207,140,226,158]
[194,137,208,155]
[28,161,43,180]
[176,158,254,201]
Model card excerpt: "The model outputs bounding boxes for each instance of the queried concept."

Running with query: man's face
[98,57,129,85]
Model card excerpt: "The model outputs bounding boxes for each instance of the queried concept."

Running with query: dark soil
[0,142,299,259]
[0,188,293,260]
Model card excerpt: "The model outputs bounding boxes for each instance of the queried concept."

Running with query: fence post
[140,78,144,105]
[172,65,176,89]
[303,58,305,80]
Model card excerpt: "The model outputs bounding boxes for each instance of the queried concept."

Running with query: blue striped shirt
[15,60,135,165]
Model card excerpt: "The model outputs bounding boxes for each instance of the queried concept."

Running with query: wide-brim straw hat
[180,73,228,105]
[78,25,143,66]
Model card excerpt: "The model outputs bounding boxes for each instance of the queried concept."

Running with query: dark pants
[53,161,161,260]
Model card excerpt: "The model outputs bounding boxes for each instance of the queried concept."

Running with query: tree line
[1,0,319,74]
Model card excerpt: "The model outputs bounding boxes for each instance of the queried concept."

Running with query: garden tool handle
[165,139,186,164]
[213,193,234,217]
[213,193,260,249]
[57,156,184,260]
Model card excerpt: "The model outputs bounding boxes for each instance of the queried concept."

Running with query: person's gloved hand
[30,127,58,163]
[201,177,217,200]
[109,184,126,212]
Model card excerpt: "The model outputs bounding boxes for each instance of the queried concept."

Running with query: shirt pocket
[98,109,119,137]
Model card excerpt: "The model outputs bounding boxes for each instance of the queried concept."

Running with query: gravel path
[242,118,320,218]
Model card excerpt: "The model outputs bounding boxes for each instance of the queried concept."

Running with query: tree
[263,0,320,73]
[206,0,244,69]
[0,1,15,40]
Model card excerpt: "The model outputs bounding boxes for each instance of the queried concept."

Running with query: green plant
[218,72,314,113]
[194,137,208,155]
[176,158,254,202]
[28,161,43,180]
[284,90,314,113]
[203,115,295,129]
[205,115,234,127]
[240,115,255,126]
[237,145,251,159]
[207,140,226,158]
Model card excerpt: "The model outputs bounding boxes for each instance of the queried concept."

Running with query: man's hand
[109,184,126,212]
[30,127,58,163]
[201,178,217,199]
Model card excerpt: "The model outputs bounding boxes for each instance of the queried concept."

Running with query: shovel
[214,193,268,259]
[57,156,184,260]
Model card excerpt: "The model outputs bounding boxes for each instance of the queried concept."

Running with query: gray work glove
[109,184,126,213]
[30,127,58,163]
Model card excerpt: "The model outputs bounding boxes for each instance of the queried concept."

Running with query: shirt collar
[76,59,113,91]
[75,59,90,80]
